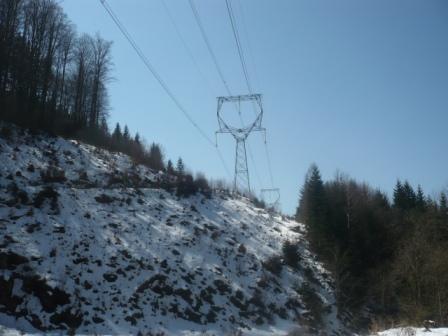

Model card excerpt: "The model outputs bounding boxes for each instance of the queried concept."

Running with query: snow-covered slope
[0,124,346,335]
[371,327,448,336]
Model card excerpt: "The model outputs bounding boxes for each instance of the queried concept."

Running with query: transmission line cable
[224,0,252,94]
[160,0,217,97]
[188,0,232,96]
[188,0,264,191]
[99,0,231,179]
[224,0,277,189]
[235,0,262,91]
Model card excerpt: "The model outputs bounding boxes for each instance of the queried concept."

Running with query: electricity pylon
[216,94,265,193]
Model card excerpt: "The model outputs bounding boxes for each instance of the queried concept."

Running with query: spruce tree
[296,164,328,250]
[123,125,130,141]
[176,157,185,176]
[131,133,144,161]
[440,193,448,218]
[438,193,448,240]
[415,185,426,211]
[112,123,122,150]
[393,180,405,209]
[167,160,174,175]
[149,143,164,171]
[112,123,121,140]
[403,181,416,210]
[134,133,141,145]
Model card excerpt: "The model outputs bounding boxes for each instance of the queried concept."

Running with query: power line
[235,0,262,92]
[224,0,277,190]
[160,0,217,97]
[188,0,264,191]
[99,0,231,179]
[188,0,232,96]
[224,0,252,94]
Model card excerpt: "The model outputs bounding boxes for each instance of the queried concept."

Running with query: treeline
[0,0,112,134]
[0,0,215,194]
[0,0,167,172]
[296,164,448,329]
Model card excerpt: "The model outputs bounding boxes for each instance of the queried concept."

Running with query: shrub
[282,240,300,268]
[7,182,29,205]
[33,186,59,211]
[263,255,282,276]
[95,194,114,204]
[296,282,325,327]
[238,244,247,254]
[40,166,66,183]
[252,196,266,209]
[176,174,197,197]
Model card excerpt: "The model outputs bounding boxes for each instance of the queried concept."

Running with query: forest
[0,0,215,194]
[296,164,448,329]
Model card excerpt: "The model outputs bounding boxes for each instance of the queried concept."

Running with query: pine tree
[167,160,174,175]
[123,125,130,141]
[393,180,405,209]
[134,133,141,145]
[439,193,448,240]
[393,180,417,210]
[176,157,185,176]
[131,132,144,161]
[112,123,122,141]
[148,143,164,171]
[403,181,416,210]
[415,185,426,211]
[296,164,328,250]
[440,193,448,218]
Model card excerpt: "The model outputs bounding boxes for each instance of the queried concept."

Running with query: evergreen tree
[112,123,122,141]
[176,157,185,176]
[416,185,426,211]
[403,181,416,210]
[123,125,130,141]
[440,193,448,219]
[134,133,141,145]
[439,193,448,240]
[131,132,144,161]
[393,180,405,209]
[148,143,164,171]
[394,180,417,211]
[296,164,328,250]
[167,160,174,175]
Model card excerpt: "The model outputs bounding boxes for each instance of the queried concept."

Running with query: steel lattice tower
[234,137,250,192]
[216,94,265,193]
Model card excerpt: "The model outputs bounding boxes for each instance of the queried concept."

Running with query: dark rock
[92,316,104,324]
[213,279,231,295]
[183,307,202,324]
[0,251,29,270]
[0,276,24,314]
[22,275,71,313]
[94,194,114,204]
[103,273,118,282]
[137,274,173,296]
[173,288,193,305]
[50,307,83,329]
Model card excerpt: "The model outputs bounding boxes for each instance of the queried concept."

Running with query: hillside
[0,124,347,335]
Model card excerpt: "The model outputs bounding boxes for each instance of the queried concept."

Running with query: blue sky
[61,0,448,214]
